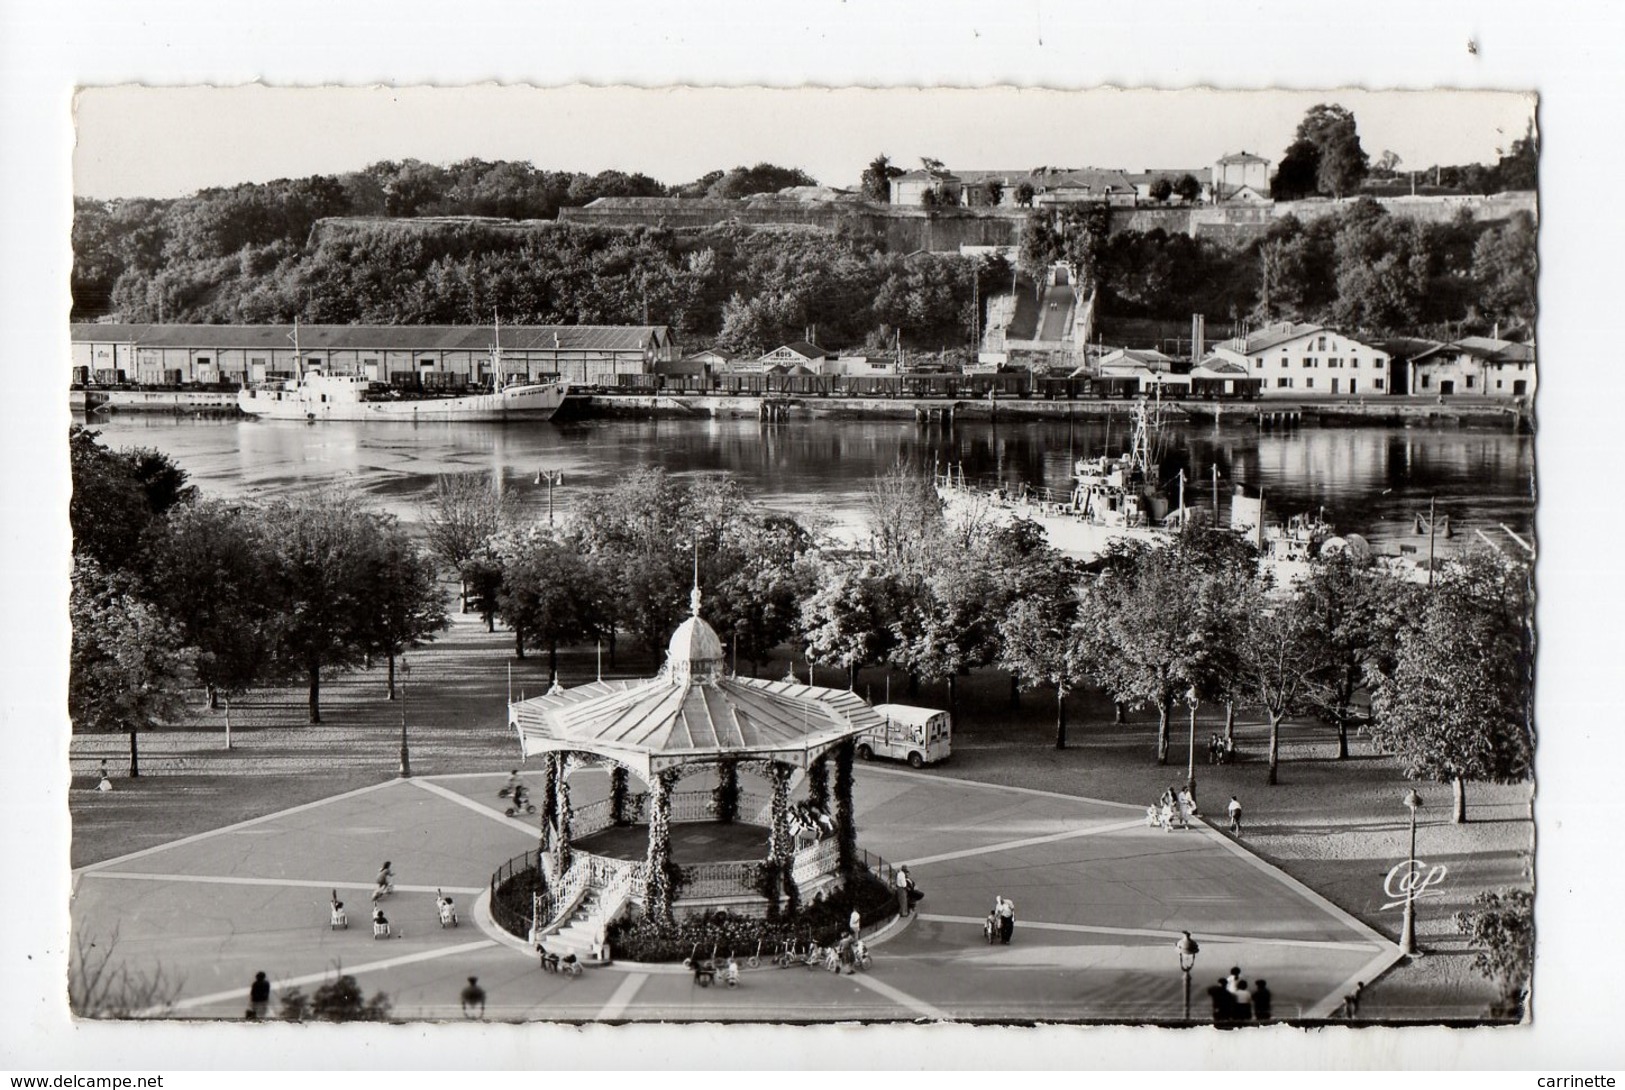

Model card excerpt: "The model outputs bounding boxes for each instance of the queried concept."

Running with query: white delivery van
[862,705,952,768]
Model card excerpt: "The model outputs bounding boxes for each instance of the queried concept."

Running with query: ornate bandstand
[503,587,888,945]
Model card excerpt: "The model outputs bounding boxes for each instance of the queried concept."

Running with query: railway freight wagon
[1190,376,1263,400]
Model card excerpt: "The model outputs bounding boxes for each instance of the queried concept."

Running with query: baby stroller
[723,952,740,988]
[329,890,348,930]
[539,947,582,977]
[372,908,391,940]
[436,889,458,928]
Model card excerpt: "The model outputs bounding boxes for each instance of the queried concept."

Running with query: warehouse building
[70,323,676,388]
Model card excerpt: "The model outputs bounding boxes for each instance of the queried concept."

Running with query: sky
[72,85,1535,200]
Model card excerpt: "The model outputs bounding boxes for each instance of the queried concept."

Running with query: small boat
[238,316,569,423]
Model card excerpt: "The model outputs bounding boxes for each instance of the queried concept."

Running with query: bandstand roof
[509,592,886,780]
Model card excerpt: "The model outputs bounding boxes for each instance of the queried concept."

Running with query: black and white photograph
[4,0,1622,1075]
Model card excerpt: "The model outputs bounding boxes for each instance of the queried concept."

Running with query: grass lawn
[69,602,1533,1019]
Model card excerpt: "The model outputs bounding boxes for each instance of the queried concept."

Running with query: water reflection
[91,414,1534,551]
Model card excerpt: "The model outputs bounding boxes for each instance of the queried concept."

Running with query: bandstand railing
[680,860,763,899]
[489,848,547,940]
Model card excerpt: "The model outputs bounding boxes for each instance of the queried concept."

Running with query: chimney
[1191,314,1206,364]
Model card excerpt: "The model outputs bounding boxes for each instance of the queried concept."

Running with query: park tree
[141,499,288,744]
[1174,174,1203,203]
[980,178,1006,207]
[1368,553,1534,823]
[264,489,413,724]
[1296,552,1419,759]
[1074,541,1204,764]
[69,558,195,777]
[419,471,520,612]
[494,528,596,677]
[1454,889,1534,1018]
[998,589,1088,748]
[1228,580,1322,786]
[703,513,815,675]
[860,154,904,203]
[1148,176,1174,203]
[798,558,897,685]
[1077,531,1255,765]
[70,425,194,572]
[1013,181,1036,208]
[357,522,450,699]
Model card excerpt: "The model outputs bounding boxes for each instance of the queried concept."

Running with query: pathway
[71,766,1397,1022]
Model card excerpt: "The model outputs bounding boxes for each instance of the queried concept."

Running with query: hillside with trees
[75,146,1535,346]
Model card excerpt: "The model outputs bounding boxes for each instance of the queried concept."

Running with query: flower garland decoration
[538,753,558,853]
[834,739,857,874]
[609,765,629,825]
[807,753,830,812]
[642,768,680,923]
[555,753,574,872]
[713,760,740,825]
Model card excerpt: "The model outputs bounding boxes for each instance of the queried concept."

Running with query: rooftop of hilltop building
[69,323,675,352]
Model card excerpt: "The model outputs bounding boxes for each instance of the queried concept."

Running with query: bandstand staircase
[539,885,627,960]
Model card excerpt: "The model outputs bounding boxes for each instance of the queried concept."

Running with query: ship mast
[492,310,503,389]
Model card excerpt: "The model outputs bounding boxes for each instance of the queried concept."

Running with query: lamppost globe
[1176,930,1200,971]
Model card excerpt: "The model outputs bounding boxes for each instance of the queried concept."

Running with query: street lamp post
[1400,788,1423,955]
[398,655,412,779]
[1185,687,1199,793]
[1176,930,1200,1022]
[536,469,563,526]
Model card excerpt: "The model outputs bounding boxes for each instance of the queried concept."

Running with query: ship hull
[937,484,1170,563]
[238,383,567,422]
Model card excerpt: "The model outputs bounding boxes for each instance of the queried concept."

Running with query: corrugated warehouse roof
[1218,322,1326,355]
[70,323,671,352]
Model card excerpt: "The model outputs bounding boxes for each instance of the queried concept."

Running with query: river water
[89,413,1536,556]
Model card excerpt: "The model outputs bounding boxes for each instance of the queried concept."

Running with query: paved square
[71,766,1396,1021]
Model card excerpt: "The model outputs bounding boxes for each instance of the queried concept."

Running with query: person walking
[849,908,862,935]
[460,976,486,1019]
[247,971,271,1020]
[894,866,914,918]
[1251,979,1273,1021]
[1227,796,1243,836]
[996,895,1015,945]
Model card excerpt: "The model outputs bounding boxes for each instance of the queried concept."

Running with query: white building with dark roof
[1409,337,1536,398]
[1211,322,1391,396]
[1212,151,1272,201]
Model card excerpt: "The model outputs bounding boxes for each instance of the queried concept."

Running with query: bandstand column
[766,763,794,862]
[834,738,857,873]
[807,753,830,813]
[714,759,739,824]
[538,753,559,852]
[554,754,574,872]
[609,765,630,825]
[643,768,678,922]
